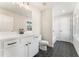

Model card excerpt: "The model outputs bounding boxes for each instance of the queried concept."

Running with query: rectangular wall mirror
[0,2,32,32]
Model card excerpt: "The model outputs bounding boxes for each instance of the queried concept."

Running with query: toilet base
[40,45,47,51]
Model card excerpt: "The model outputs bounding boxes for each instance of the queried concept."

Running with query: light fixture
[23,2,30,10]
[62,10,65,13]
[27,2,29,5]
[42,2,47,6]
[76,14,78,18]
[14,2,24,8]
[15,2,30,10]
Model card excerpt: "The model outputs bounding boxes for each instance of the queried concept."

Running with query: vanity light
[42,2,47,6]
[27,2,29,5]
[15,2,30,10]
[76,14,78,18]
[23,2,30,10]
[62,10,65,13]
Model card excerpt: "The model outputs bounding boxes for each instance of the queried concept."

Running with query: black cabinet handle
[26,44,28,46]
[8,42,16,45]
[34,36,38,38]
[25,43,31,46]
[29,43,31,44]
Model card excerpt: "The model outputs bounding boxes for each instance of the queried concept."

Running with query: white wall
[30,7,41,35]
[0,6,41,35]
[41,8,52,47]
[41,7,73,47]
[0,14,14,32]
[0,8,27,32]
[73,3,79,56]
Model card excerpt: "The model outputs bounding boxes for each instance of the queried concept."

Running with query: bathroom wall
[0,6,41,35]
[0,8,27,32]
[30,6,41,35]
[73,3,79,56]
[41,8,52,47]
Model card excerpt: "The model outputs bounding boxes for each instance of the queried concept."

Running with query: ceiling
[29,2,77,16]
[0,2,77,16]
[0,2,32,16]
[51,2,77,16]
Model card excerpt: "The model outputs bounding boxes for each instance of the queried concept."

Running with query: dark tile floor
[34,41,78,57]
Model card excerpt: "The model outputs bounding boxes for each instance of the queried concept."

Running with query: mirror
[0,2,32,32]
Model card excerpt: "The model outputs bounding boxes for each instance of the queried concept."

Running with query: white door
[52,17,60,46]
[59,16,71,42]
[52,15,71,46]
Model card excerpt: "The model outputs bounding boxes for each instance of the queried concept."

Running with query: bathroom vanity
[0,2,41,57]
[0,32,41,57]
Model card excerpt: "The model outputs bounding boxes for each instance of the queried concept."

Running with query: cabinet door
[3,39,20,57]
[0,49,3,57]
[25,44,29,57]
[29,37,39,57]
[4,47,19,57]
[33,36,39,55]
[28,41,34,57]
[19,42,29,57]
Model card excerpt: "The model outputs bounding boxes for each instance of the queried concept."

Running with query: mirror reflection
[0,2,32,32]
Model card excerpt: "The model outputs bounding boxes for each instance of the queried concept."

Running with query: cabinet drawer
[4,38,19,48]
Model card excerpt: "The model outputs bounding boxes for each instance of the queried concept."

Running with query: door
[59,16,71,42]
[52,17,60,46]
[52,15,72,46]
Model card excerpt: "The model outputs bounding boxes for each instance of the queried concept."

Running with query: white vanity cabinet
[21,36,35,57]
[21,35,40,57]
[3,38,20,57]
[0,33,41,57]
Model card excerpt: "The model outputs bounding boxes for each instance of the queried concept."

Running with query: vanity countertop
[0,32,34,41]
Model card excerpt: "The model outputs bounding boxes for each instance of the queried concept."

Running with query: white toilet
[39,40,48,51]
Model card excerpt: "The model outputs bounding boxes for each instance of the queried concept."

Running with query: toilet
[39,40,48,51]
